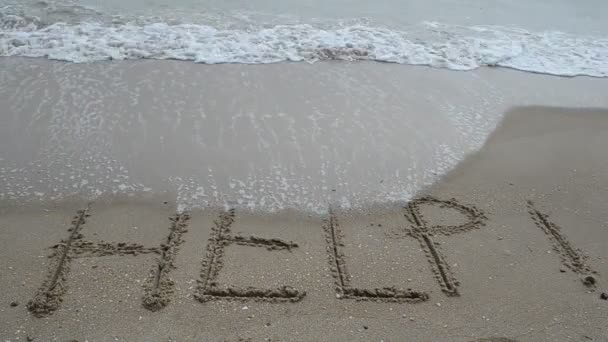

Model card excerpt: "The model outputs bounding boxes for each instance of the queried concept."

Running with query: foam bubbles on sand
[1,11,607,77]
[2,59,608,213]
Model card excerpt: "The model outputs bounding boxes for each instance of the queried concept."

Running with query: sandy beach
[1,57,607,341]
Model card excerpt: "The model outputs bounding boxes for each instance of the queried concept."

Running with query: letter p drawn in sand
[404,197,487,297]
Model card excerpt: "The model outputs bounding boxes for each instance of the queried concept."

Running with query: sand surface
[1,57,608,341]
[1,105,607,341]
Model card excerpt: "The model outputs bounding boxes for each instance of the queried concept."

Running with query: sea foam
[1,9,607,77]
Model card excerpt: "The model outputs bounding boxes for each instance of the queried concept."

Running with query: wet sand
[2,59,608,212]
[1,58,608,341]
[1,105,607,341]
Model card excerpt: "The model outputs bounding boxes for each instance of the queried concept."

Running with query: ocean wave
[1,12,607,77]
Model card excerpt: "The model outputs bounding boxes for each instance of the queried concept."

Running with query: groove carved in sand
[527,200,597,287]
[195,209,306,303]
[323,207,429,303]
[404,196,487,297]
[28,206,190,317]
[142,213,191,311]
[27,206,91,317]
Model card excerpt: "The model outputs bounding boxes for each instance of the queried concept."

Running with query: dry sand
[1,105,607,341]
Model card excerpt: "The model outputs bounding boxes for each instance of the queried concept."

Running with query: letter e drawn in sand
[404,197,487,297]
[28,205,191,317]
[527,200,597,288]
[195,209,305,303]
[323,207,429,303]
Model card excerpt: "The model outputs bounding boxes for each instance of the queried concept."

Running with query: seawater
[1,0,607,77]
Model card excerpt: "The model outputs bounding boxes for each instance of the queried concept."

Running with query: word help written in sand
[27,197,597,317]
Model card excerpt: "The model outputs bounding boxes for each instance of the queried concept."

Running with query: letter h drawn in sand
[404,197,487,297]
[28,205,190,317]
[323,207,429,303]
[195,209,306,303]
